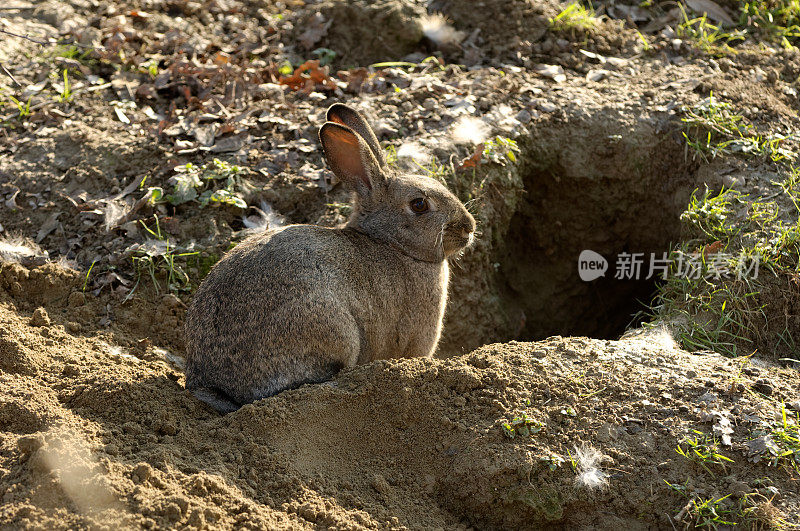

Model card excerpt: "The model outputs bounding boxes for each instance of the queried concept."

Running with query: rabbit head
[320,104,476,263]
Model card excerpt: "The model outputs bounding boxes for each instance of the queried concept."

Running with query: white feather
[451,116,490,144]
[242,201,285,232]
[421,13,465,47]
[574,446,609,490]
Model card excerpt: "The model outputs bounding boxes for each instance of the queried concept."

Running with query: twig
[0,27,96,49]
[0,61,20,86]
[0,27,51,46]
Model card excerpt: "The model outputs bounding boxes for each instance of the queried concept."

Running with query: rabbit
[184,103,476,413]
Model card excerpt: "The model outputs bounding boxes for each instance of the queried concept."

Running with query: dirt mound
[1,264,799,529]
[289,0,427,68]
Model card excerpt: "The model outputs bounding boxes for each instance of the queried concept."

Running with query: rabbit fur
[184,103,476,413]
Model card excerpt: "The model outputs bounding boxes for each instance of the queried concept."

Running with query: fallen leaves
[457,144,484,171]
[686,0,735,27]
[279,59,337,93]
[534,64,566,83]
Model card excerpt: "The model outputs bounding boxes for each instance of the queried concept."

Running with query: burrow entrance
[490,119,701,342]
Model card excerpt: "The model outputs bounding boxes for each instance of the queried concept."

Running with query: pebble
[686,370,697,378]
[514,109,532,123]
[422,98,437,111]
[30,307,50,327]
[697,392,718,403]
[68,291,85,307]
[16,434,44,456]
[539,102,557,113]
[752,379,774,396]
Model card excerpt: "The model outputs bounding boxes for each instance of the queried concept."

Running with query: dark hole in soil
[494,128,697,341]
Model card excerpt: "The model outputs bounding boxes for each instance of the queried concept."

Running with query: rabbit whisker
[435,221,446,256]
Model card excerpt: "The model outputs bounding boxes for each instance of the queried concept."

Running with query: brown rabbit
[184,104,476,412]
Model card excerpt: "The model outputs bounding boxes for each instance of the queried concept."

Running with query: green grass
[675,430,735,476]
[740,0,800,47]
[0,91,32,121]
[150,158,247,209]
[501,400,544,439]
[690,494,737,529]
[128,215,199,298]
[681,95,797,163]
[677,1,800,52]
[57,69,73,103]
[680,186,745,241]
[549,2,599,32]
[482,136,520,166]
[677,5,745,56]
[647,92,800,357]
[746,403,800,473]
[666,479,791,529]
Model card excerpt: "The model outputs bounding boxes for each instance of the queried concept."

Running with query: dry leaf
[36,212,61,243]
[534,64,566,83]
[703,240,723,256]
[586,69,610,82]
[457,143,484,170]
[686,0,735,27]
[279,60,337,93]
[114,107,130,124]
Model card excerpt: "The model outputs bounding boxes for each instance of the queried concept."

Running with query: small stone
[596,422,618,442]
[30,307,50,327]
[686,370,698,378]
[626,424,643,434]
[515,109,532,123]
[164,502,183,522]
[697,392,718,403]
[421,97,437,111]
[66,321,82,333]
[17,434,44,456]
[730,480,749,498]
[371,474,391,495]
[539,102,557,113]
[62,363,80,376]
[752,379,774,396]
[68,291,85,307]
[161,293,183,309]
[453,396,466,407]
[132,462,153,483]
[722,174,745,188]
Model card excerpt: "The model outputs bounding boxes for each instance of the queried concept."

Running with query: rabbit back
[184,224,447,408]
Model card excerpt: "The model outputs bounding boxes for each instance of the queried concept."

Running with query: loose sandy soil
[2,0,800,528]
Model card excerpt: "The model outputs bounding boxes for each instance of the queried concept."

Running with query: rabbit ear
[326,104,387,168]
[319,122,384,195]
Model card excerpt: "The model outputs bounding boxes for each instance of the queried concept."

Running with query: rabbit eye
[409,198,429,214]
